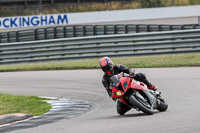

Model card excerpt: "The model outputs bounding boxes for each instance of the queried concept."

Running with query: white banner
[1,5,200,29]
[0,14,68,29]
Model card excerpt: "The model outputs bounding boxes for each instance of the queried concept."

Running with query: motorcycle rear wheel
[129,95,154,115]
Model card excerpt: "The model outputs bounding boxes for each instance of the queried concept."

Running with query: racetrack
[0,67,200,133]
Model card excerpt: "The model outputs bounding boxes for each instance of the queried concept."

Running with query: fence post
[0,33,2,43]
[44,28,47,39]
[0,33,1,60]
[7,32,10,43]
[125,25,128,34]
[181,25,183,30]
[158,25,161,31]
[73,26,75,37]
[34,29,37,40]
[147,25,150,32]
[103,25,106,35]
[169,25,172,31]
[16,31,19,42]
[198,16,200,27]
[136,25,139,33]
[114,25,117,34]
[54,27,56,39]
[96,43,100,55]
[83,26,86,36]
[63,26,66,38]
[93,25,95,35]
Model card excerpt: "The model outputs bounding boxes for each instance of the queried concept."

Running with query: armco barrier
[0,24,199,43]
[0,29,200,65]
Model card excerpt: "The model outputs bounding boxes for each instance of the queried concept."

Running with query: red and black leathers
[102,64,155,98]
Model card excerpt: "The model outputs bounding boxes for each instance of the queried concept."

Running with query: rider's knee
[135,73,146,80]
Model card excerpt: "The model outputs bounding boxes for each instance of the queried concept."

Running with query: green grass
[0,54,199,72]
[0,94,52,116]
[113,54,200,68]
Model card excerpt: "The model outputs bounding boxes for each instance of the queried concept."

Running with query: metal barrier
[0,24,199,43]
[0,29,200,65]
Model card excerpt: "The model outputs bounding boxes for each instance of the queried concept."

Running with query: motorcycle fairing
[112,77,131,98]
[120,77,131,91]
[112,87,124,98]
[130,80,148,91]
[130,80,158,109]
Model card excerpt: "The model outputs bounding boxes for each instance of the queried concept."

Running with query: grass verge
[0,54,199,72]
[0,93,52,116]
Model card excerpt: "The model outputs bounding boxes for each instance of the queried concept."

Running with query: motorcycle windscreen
[110,75,125,97]
[110,75,120,85]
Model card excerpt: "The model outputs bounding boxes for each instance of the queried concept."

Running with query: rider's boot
[148,84,157,91]
[148,84,161,96]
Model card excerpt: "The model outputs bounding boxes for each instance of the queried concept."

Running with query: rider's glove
[129,68,135,78]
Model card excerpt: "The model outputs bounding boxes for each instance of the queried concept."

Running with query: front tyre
[129,95,154,115]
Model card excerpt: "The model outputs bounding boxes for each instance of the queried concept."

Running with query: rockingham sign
[0,14,68,29]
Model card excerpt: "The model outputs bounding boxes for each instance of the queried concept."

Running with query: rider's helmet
[99,57,114,74]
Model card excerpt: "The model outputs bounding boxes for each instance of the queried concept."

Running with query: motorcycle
[110,73,168,115]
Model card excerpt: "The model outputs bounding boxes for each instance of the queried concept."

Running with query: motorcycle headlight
[116,91,122,96]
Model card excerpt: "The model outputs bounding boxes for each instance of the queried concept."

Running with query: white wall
[1,5,200,30]
[67,5,200,24]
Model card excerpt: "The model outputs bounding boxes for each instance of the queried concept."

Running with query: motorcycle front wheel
[157,98,168,112]
[129,95,154,115]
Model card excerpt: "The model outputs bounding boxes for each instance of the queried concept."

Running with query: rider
[99,57,158,115]
[99,56,157,98]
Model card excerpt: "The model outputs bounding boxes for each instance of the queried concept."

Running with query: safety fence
[0,24,199,43]
[0,29,200,65]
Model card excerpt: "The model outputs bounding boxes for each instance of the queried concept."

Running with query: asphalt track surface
[0,67,200,133]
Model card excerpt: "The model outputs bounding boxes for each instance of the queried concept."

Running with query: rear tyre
[129,95,154,115]
[157,99,168,112]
